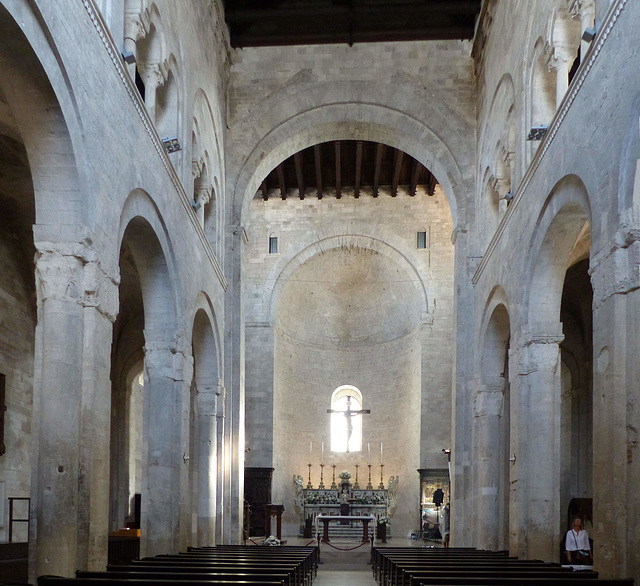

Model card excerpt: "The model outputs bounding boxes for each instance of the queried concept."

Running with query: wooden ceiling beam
[372,143,384,198]
[354,141,363,198]
[335,141,342,199]
[314,144,323,199]
[294,152,305,199]
[409,159,421,196]
[427,171,437,196]
[261,179,269,201]
[392,149,403,197]
[276,164,286,199]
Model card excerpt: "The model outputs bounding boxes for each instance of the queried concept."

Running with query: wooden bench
[39,577,284,586]
[78,570,292,586]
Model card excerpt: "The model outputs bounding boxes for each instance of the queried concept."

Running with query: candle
[310,441,312,461]
[321,442,324,464]
[368,442,371,464]
[381,442,383,464]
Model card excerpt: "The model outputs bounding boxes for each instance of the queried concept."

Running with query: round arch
[118,188,180,332]
[0,3,88,231]
[231,102,468,229]
[523,174,591,327]
[265,232,430,324]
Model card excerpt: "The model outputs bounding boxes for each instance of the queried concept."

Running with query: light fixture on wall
[504,191,513,203]
[161,137,182,153]
[121,50,136,64]
[581,27,597,43]
[527,126,548,141]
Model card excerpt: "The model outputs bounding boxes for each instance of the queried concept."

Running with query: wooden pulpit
[263,504,285,540]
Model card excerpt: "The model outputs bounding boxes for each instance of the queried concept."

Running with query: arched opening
[190,307,220,546]
[529,39,557,162]
[477,301,511,552]
[330,386,364,453]
[523,175,591,560]
[271,241,426,537]
[111,207,180,557]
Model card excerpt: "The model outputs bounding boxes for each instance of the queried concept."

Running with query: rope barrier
[320,540,371,551]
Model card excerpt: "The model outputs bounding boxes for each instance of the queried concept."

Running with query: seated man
[564,517,592,564]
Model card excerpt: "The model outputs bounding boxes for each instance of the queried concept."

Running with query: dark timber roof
[224,0,482,48]
[256,140,438,200]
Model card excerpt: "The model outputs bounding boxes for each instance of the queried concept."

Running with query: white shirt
[565,529,590,551]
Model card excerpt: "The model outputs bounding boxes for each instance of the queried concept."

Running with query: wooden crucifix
[327,395,370,452]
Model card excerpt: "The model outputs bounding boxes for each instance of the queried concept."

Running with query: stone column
[195,386,218,546]
[474,382,504,552]
[215,381,226,544]
[31,243,118,577]
[590,239,640,578]
[141,343,189,556]
[195,187,212,228]
[450,224,476,547]
[494,176,511,220]
[222,224,247,544]
[137,62,166,122]
[123,10,146,78]
[517,326,564,561]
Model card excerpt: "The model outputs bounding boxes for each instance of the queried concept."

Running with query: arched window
[330,386,364,453]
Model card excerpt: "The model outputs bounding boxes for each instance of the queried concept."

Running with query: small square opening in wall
[417,231,427,249]
[269,236,278,254]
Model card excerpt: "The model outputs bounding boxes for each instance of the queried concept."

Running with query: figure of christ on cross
[327,395,370,452]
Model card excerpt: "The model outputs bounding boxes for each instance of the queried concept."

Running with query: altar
[301,488,388,522]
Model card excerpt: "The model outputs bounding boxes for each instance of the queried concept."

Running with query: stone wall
[0,231,35,543]
[244,185,455,537]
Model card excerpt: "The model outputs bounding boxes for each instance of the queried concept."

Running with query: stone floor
[279,536,440,585]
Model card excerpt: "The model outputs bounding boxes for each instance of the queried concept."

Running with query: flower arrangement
[338,470,351,480]
[262,535,281,546]
[377,516,390,525]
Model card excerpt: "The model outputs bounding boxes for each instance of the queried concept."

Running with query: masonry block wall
[0,229,35,542]
[243,185,454,537]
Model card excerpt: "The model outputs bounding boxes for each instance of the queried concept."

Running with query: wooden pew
[78,570,291,586]
[39,577,284,586]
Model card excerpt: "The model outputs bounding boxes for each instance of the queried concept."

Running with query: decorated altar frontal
[293,468,399,535]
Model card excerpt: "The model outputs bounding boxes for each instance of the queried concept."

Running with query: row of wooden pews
[38,544,318,586]
[371,547,635,586]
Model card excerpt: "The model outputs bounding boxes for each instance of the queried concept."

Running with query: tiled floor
[281,536,437,585]
[314,569,376,585]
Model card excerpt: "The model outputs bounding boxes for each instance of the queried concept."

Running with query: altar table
[315,514,375,543]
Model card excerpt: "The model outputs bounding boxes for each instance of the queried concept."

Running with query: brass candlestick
[378,464,385,489]
[353,464,360,489]
[307,463,313,489]
[366,464,373,489]
[330,464,337,489]
[318,463,326,489]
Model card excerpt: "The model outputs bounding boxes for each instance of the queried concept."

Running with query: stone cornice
[472,0,629,286]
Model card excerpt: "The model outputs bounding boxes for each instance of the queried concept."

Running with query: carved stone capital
[35,241,120,322]
[192,159,204,179]
[590,239,640,307]
[195,186,212,206]
[138,61,168,88]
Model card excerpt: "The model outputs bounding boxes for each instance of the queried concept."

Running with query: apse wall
[244,185,455,538]
[273,322,422,537]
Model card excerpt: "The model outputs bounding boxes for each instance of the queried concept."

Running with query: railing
[8,497,30,543]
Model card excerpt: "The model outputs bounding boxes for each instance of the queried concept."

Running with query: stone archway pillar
[590,240,640,578]
[215,381,226,544]
[474,382,505,551]
[518,326,563,561]
[195,384,218,546]
[141,343,190,556]
[32,244,118,577]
